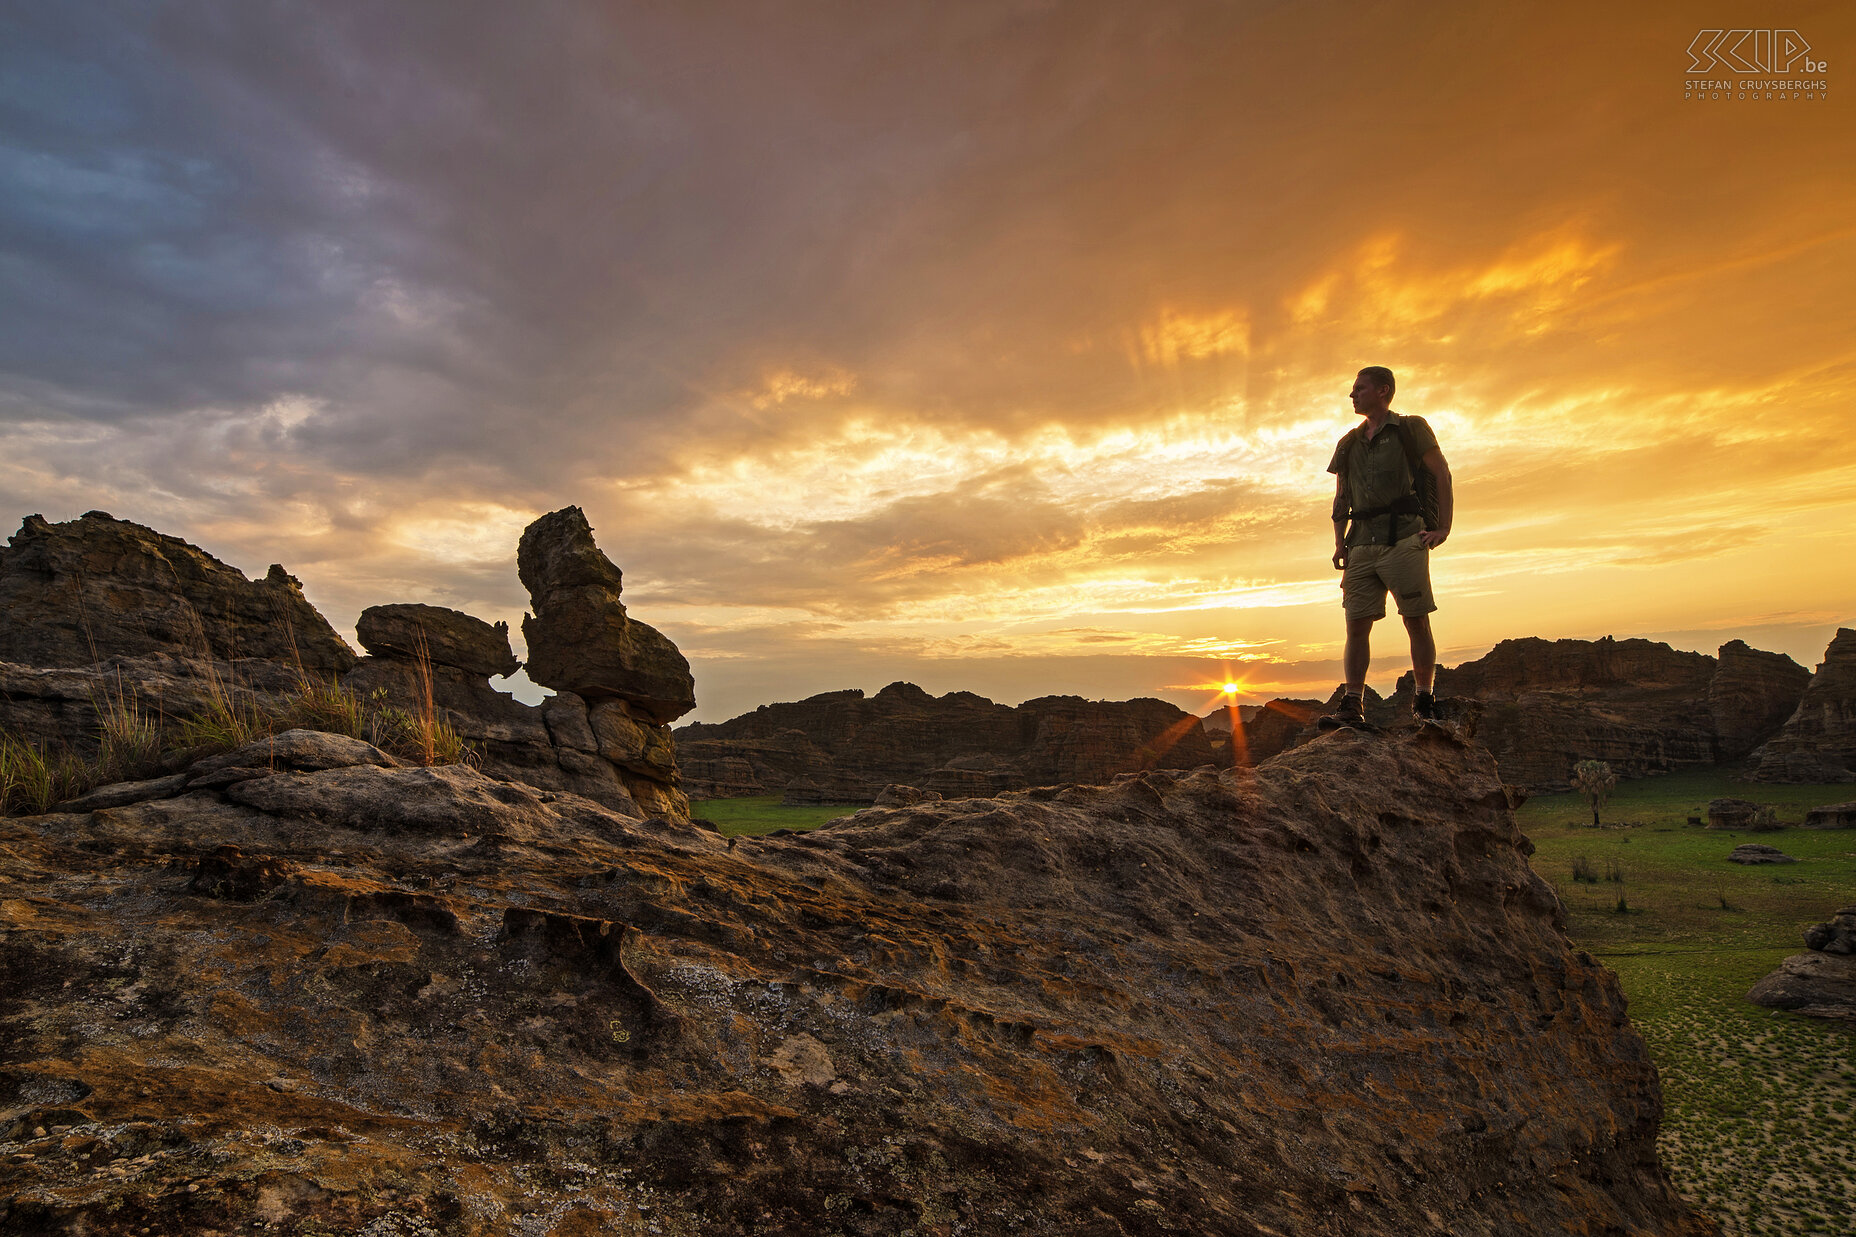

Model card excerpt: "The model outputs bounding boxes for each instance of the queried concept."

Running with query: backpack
[1339,415,1439,544]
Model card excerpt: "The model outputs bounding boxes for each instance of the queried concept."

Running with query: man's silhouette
[1320,366,1453,729]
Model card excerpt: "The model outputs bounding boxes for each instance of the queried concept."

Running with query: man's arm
[1419,448,1453,549]
[1331,473,1349,569]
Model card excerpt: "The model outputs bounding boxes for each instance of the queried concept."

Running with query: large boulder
[1803,801,1856,829]
[355,603,519,678]
[1748,906,1856,1023]
[0,726,1713,1235]
[0,511,356,675]
[517,507,695,724]
[1750,628,1856,782]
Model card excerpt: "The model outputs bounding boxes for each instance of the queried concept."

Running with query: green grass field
[1518,769,1855,1237]
[689,795,856,836]
[699,771,1856,1235]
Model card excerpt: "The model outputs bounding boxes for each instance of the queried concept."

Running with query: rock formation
[1727,843,1795,865]
[1370,636,1808,791]
[676,683,1219,803]
[1705,798,1760,829]
[0,511,356,675]
[0,724,1713,1235]
[1205,698,1321,766]
[1803,801,1856,829]
[1747,906,1856,1023]
[1708,639,1812,762]
[517,507,695,724]
[355,602,520,679]
[1750,628,1856,783]
[0,509,692,820]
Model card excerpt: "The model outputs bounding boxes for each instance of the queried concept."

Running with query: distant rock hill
[0,507,694,817]
[1217,635,1813,792]
[1749,627,1856,783]
[676,683,1218,802]
[0,712,1714,1234]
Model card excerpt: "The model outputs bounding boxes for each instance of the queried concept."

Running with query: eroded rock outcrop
[0,727,1712,1235]
[1750,628,1856,783]
[677,682,1218,802]
[1368,636,1809,791]
[0,512,356,675]
[355,602,519,679]
[517,506,695,725]
[1747,906,1856,1023]
[0,510,692,820]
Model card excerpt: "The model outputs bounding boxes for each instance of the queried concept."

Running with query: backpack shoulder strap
[1391,416,1427,480]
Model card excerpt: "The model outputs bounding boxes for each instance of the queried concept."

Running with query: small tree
[1570,759,1617,827]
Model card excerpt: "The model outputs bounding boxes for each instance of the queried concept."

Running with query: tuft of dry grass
[1,646,477,815]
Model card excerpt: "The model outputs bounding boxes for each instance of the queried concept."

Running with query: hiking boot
[1414,691,1439,721]
[1317,693,1367,731]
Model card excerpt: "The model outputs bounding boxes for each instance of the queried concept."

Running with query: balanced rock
[517,507,695,724]
[0,725,1713,1235]
[1727,843,1794,864]
[1751,628,1856,782]
[0,511,356,674]
[1748,907,1856,1023]
[355,603,519,678]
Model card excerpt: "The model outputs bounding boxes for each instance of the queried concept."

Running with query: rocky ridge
[0,723,1714,1235]
[0,512,356,676]
[676,683,1218,803]
[1228,636,1810,792]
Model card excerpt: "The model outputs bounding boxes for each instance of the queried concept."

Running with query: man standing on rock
[1319,366,1453,729]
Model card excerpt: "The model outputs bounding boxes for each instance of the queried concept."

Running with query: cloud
[0,1,1851,723]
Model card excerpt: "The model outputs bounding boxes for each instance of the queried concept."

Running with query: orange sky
[0,2,1850,721]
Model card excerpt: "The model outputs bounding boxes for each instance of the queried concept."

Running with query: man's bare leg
[1403,613,1435,693]
[1343,616,1375,695]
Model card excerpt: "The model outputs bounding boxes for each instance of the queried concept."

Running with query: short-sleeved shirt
[1327,412,1439,547]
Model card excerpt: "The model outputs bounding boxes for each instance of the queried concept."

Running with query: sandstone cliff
[676,683,1218,802]
[1749,628,1856,783]
[0,725,1712,1236]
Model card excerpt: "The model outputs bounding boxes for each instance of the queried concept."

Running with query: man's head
[1350,366,1395,416]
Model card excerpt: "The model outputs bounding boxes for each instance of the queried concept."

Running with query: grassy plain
[1517,769,1855,1237]
[701,770,1856,1236]
[689,795,856,836]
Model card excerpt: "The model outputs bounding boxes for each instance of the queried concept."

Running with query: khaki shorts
[1341,533,1436,621]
